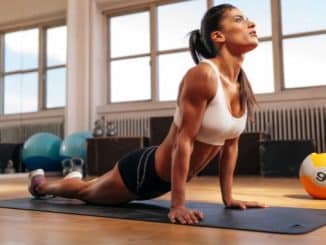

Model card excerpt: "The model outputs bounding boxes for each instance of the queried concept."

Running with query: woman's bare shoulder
[182,62,217,99]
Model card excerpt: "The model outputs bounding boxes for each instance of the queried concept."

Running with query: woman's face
[216,8,258,54]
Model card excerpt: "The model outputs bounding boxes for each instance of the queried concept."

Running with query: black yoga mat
[0,197,325,234]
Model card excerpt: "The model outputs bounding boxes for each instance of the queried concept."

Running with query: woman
[28,4,266,225]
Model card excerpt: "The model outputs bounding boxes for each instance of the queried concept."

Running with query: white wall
[0,0,66,26]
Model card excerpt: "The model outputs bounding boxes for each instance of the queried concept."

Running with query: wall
[0,0,66,27]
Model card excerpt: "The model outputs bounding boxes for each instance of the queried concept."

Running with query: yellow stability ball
[299,153,326,199]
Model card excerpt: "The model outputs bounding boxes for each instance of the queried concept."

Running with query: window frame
[0,19,66,115]
[273,0,326,91]
[106,0,279,106]
[105,0,326,109]
[107,1,212,104]
[107,7,153,103]
[281,30,326,90]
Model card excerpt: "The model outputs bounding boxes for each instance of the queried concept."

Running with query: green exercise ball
[22,132,62,171]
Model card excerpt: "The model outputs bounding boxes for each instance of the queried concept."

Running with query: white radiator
[0,122,64,143]
[246,106,326,152]
[110,117,150,137]
[106,106,326,152]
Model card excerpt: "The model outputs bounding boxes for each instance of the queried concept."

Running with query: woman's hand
[224,199,267,210]
[168,206,204,225]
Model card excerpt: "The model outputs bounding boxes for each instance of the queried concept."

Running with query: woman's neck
[214,49,244,83]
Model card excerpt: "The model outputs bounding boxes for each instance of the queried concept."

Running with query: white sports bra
[173,59,247,146]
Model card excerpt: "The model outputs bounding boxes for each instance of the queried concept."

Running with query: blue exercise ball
[59,131,92,161]
[22,132,62,171]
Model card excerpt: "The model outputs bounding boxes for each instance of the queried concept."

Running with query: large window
[281,0,326,88]
[108,0,273,103]
[1,24,67,115]
[107,0,326,104]
[108,0,206,103]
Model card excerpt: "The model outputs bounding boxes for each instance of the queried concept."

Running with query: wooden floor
[0,174,325,245]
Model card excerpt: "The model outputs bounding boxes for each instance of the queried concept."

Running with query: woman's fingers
[168,208,204,225]
[168,212,177,223]
[193,209,204,220]
[177,216,187,224]
[178,212,196,224]
[226,199,267,209]
[244,201,268,208]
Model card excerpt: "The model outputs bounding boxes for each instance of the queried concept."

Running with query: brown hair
[189,4,257,120]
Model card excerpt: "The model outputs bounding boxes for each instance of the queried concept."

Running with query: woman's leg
[33,164,139,205]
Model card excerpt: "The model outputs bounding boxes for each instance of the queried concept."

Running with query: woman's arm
[219,137,267,209]
[169,64,215,224]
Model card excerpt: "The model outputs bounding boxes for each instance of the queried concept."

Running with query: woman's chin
[244,42,258,53]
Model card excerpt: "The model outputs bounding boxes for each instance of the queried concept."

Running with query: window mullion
[110,53,150,61]
[47,64,66,70]
[207,0,213,8]
[0,35,4,115]
[38,26,46,111]
[150,4,158,102]
[107,17,112,103]
[3,68,38,75]
[271,0,284,92]
[157,47,188,55]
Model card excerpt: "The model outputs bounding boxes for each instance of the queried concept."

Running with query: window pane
[243,41,274,93]
[4,29,39,72]
[281,0,326,35]
[158,52,193,101]
[283,35,326,88]
[47,26,67,66]
[158,0,206,50]
[110,12,149,58]
[4,72,38,114]
[110,57,151,102]
[214,0,271,37]
[4,74,20,114]
[46,68,66,108]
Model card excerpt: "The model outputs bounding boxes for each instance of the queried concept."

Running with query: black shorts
[117,146,171,200]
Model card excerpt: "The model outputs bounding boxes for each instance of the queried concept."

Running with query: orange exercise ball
[299,153,326,199]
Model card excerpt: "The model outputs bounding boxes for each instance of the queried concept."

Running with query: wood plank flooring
[0,174,325,245]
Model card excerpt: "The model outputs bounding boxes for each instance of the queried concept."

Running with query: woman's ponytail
[189,30,216,64]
